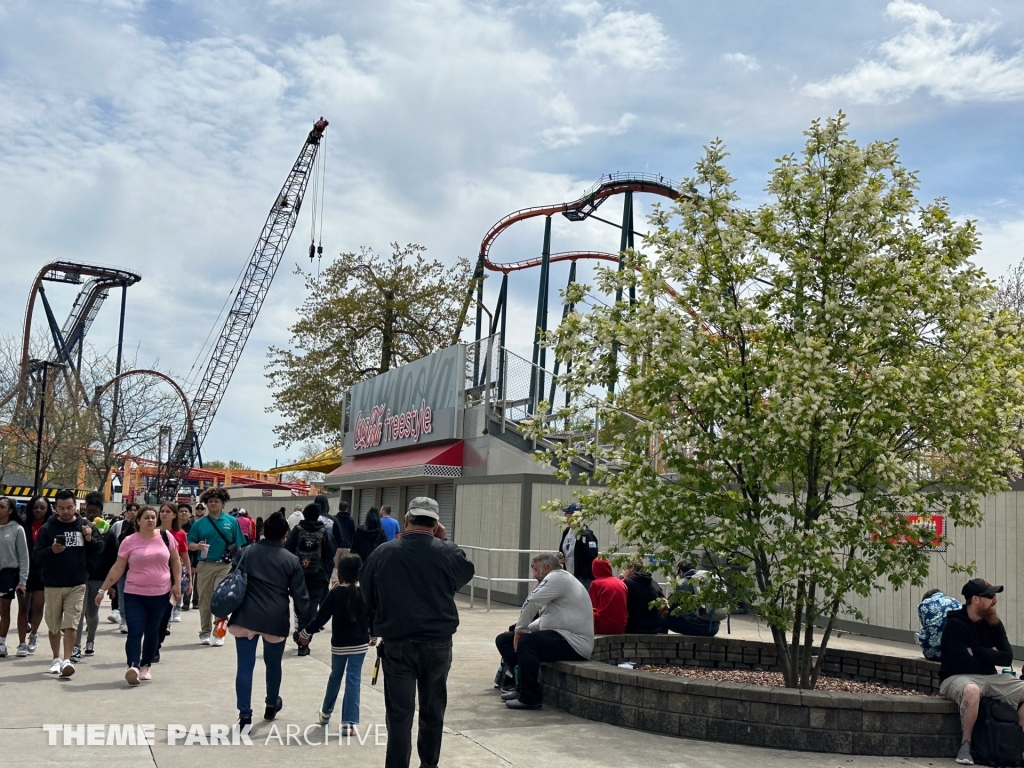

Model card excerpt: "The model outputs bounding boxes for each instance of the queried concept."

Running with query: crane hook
[309,242,316,262]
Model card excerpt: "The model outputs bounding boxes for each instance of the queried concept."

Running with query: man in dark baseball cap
[939,578,1021,765]
[962,579,1004,600]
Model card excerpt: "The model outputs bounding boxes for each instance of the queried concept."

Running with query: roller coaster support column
[529,217,552,416]
[496,274,508,400]
[110,284,127,490]
[609,192,634,396]
[471,254,485,382]
[548,260,577,407]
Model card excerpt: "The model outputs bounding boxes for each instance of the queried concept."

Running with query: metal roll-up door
[404,485,428,512]
[435,483,455,541]
[380,486,400,516]
[358,487,375,523]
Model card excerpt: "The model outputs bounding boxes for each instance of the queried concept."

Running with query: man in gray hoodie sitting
[496,551,595,710]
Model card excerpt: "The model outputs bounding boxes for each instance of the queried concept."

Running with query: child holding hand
[299,554,372,733]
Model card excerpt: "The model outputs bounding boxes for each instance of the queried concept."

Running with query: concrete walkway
[0,596,961,767]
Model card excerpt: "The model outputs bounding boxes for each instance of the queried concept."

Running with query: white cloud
[804,1,1024,104]
[540,110,637,149]
[564,9,669,70]
[721,52,759,71]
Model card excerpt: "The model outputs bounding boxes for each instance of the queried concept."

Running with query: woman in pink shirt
[96,507,181,686]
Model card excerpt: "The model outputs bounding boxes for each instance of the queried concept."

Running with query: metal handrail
[459,544,552,612]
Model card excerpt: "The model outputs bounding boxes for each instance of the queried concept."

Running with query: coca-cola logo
[353,402,432,451]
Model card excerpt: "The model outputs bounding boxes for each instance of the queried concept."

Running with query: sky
[3,0,1024,470]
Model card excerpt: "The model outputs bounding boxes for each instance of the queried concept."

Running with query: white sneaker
[0,642,7,657]
[119,621,128,634]
[16,643,29,657]
[125,666,140,686]
[60,660,75,677]
[170,608,181,623]
[48,658,62,674]
[199,633,211,645]
[107,610,120,623]
[27,634,37,653]
[211,635,224,647]
[139,666,152,681]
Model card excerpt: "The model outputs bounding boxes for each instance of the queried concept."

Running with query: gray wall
[841,489,1024,645]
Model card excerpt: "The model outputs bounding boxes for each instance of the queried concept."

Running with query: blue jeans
[321,652,365,723]
[123,592,169,668]
[234,634,285,718]
[117,575,127,625]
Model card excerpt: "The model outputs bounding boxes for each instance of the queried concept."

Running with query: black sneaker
[297,646,311,657]
[505,698,541,710]
[151,650,160,664]
[264,697,283,721]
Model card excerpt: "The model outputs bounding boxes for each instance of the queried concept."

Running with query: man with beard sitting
[939,578,1024,765]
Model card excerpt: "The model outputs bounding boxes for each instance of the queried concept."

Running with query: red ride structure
[461,172,689,399]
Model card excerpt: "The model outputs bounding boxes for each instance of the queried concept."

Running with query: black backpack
[972,697,1023,767]
[296,528,325,578]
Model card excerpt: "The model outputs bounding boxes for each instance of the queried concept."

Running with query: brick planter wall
[540,634,960,757]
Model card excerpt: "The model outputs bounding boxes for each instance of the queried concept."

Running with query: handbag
[210,546,251,618]
[206,517,240,563]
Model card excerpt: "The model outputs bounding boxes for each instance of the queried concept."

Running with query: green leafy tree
[266,243,471,447]
[539,114,1024,689]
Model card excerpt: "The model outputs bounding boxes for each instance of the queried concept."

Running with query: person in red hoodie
[588,559,627,635]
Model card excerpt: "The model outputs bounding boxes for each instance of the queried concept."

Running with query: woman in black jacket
[227,512,311,727]
[351,508,387,562]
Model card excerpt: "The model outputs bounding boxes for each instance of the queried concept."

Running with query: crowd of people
[0,488,470,768]
[7,487,1018,766]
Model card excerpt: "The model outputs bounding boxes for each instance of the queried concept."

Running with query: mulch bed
[634,664,935,696]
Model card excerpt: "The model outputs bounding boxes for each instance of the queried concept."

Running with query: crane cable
[309,135,326,277]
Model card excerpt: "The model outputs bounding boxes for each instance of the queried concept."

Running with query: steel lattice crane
[158,118,329,498]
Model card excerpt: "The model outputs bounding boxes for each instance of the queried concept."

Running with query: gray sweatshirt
[516,568,595,658]
[0,521,30,587]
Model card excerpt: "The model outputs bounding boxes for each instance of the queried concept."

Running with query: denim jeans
[381,638,452,768]
[116,574,127,626]
[122,592,170,668]
[321,652,365,723]
[234,634,285,718]
[659,614,720,637]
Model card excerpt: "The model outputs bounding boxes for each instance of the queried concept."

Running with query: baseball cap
[962,578,1003,600]
[408,497,440,521]
[562,502,580,515]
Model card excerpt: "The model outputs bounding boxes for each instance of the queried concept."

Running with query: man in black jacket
[332,500,356,561]
[33,490,103,677]
[285,504,337,656]
[939,578,1024,765]
[360,497,474,768]
[622,562,665,634]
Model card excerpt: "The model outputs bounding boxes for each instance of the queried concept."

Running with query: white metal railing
[459,543,674,612]
[459,544,550,612]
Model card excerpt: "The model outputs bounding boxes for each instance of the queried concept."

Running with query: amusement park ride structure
[4,119,329,500]
[463,171,689,399]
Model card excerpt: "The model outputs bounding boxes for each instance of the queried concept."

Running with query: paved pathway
[0,596,961,767]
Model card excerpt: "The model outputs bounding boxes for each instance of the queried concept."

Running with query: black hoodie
[33,515,104,588]
[623,571,665,634]
[938,607,1013,680]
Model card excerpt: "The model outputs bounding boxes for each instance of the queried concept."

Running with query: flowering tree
[540,115,1024,689]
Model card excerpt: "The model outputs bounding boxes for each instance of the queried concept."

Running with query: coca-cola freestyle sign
[344,344,464,456]
[352,402,432,450]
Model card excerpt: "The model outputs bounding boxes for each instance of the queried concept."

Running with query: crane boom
[161,118,328,496]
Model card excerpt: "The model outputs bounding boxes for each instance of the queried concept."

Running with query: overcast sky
[3,0,1024,470]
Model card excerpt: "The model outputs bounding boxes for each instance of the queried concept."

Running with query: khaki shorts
[43,585,86,633]
[940,673,1024,707]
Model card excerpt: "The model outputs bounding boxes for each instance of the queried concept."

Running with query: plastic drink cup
[200,543,210,559]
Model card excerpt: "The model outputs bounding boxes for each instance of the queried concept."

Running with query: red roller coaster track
[479,171,685,273]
